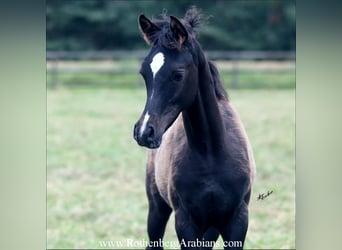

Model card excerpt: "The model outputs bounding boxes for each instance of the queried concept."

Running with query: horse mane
[150,6,208,48]
[182,6,209,38]
[208,61,229,101]
[150,6,228,101]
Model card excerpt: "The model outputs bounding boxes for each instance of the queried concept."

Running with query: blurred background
[47,0,295,51]
[47,0,295,249]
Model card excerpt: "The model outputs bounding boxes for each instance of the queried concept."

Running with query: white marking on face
[140,112,150,136]
[150,52,165,79]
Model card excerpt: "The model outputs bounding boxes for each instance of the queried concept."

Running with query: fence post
[50,59,58,89]
[232,59,239,89]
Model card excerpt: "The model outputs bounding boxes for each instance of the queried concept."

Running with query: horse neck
[182,45,226,156]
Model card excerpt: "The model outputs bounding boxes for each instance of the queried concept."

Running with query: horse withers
[133,7,256,250]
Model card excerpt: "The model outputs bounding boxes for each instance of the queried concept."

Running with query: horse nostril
[133,123,139,140]
[146,125,155,139]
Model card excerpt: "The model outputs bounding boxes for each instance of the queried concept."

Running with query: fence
[46,50,295,88]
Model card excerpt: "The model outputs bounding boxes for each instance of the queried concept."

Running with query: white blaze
[140,112,150,136]
[140,53,164,137]
[150,52,165,79]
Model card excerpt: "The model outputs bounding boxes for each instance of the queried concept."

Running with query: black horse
[133,7,256,250]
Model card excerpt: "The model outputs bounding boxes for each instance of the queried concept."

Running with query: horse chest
[171,169,244,228]
[164,155,246,213]
[174,166,242,203]
[153,115,250,212]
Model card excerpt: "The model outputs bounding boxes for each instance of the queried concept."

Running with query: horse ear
[138,14,160,45]
[170,16,188,45]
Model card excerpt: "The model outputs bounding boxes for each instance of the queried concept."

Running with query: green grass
[47,87,295,249]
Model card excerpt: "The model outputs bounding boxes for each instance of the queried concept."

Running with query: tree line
[47,0,295,51]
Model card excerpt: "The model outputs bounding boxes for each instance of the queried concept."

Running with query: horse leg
[146,200,172,249]
[220,202,249,250]
[174,209,201,250]
[146,173,172,249]
[200,227,220,250]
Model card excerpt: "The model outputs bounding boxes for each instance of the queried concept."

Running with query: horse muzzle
[133,121,161,149]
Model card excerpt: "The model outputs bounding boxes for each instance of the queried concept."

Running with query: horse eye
[172,70,185,82]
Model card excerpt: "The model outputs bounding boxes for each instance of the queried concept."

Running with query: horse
[133,7,256,250]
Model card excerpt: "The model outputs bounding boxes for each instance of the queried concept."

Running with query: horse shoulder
[219,100,256,183]
[153,114,186,208]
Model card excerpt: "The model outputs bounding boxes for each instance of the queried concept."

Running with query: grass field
[47,86,295,249]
